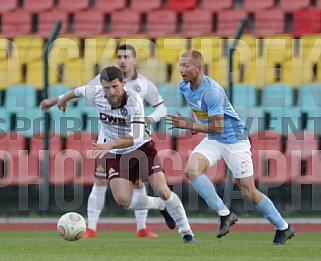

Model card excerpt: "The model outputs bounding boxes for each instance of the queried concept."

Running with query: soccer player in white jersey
[40,66,196,243]
[166,50,294,245]
[83,44,169,238]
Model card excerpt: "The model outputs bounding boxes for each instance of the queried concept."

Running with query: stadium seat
[253,9,285,37]
[250,130,283,182]
[299,151,321,185]
[297,83,321,109]
[110,10,141,38]
[0,132,40,186]
[166,0,198,12]
[199,0,233,11]
[237,107,264,135]
[284,131,318,160]
[48,37,81,65]
[231,84,257,109]
[304,108,321,135]
[63,58,94,87]
[66,131,98,186]
[280,0,310,11]
[5,85,38,112]
[138,59,167,85]
[49,107,83,137]
[74,10,105,38]
[181,9,213,37]
[157,85,185,107]
[0,0,17,12]
[23,0,54,11]
[58,0,90,11]
[94,0,126,12]
[243,0,274,11]
[131,0,162,11]
[84,36,118,65]
[0,108,11,133]
[217,10,248,37]
[264,107,303,136]
[1,10,32,38]
[191,36,220,63]
[82,108,99,135]
[261,83,294,107]
[293,10,321,37]
[15,107,45,137]
[38,10,69,38]
[47,85,71,99]
[146,10,177,38]
[12,36,44,64]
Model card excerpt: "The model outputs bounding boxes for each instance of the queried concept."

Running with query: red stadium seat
[94,0,126,12]
[293,10,321,37]
[181,9,213,37]
[1,10,32,38]
[131,0,162,11]
[280,0,310,11]
[299,151,321,185]
[167,0,198,12]
[200,0,233,11]
[58,0,90,11]
[66,132,98,185]
[38,10,69,38]
[146,9,177,38]
[217,10,248,37]
[243,0,274,11]
[253,9,285,37]
[284,131,319,160]
[74,10,105,38]
[0,0,18,12]
[23,0,54,12]
[110,10,141,38]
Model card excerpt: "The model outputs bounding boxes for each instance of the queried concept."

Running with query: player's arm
[144,80,167,124]
[167,112,224,134]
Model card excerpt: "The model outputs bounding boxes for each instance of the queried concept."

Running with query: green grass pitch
[0,231,320,261]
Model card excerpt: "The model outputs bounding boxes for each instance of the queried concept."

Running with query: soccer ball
[57,212,86,241]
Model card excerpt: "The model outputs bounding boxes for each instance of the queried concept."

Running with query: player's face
[117,49,136,76]
[101,78,125,107]
[179,56,200,82]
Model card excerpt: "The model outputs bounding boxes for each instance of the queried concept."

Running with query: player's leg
[84,158,108,238]
[148,171,196,243]
[133,180,158,238]
[225,139,294,245]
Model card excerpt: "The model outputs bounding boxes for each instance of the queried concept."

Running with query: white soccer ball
[57,212,86,241]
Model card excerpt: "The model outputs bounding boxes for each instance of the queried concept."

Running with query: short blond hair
[181,50,204,66]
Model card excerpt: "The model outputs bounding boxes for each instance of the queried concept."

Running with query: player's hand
[166,112,190,130]
[91,142,110,159]
[39,98,56,112]
[57,99,67,113]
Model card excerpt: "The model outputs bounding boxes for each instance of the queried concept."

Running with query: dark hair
[117,44,136,58]
[100,66,124,83]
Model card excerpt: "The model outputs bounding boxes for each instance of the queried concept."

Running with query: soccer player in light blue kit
[166,50,294,245]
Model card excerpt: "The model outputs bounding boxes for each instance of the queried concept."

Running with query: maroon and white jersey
[74,85,150,154]
[87,72,164,108]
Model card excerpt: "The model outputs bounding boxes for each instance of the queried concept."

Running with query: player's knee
[157,187,172,201]
[114,194,131,208]
[184,167,199,181]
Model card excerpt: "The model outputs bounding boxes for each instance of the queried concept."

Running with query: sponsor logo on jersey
[100,112,126,126]
[120,107,128,116]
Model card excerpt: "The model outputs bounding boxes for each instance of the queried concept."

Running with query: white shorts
[192,138,253,179]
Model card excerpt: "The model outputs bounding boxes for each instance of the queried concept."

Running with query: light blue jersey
[179,75,247,143]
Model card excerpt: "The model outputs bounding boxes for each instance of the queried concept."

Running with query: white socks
[87,183,107,231]
[163,192,193,237]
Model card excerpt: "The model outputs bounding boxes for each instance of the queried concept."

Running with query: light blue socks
[255,194,288,230]
[190,174,228,215]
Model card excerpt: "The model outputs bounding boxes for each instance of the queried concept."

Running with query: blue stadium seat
[5,85,38,113]
[237,107,264,135]
[231,84,257,110]
[47,85,71,99]
[261,84,294,107]
[297,83,321,109]
[304,108,321,135]
[264,107,303,136]
[157,85,185,107]
[0,108,12,133]
[15,108,45,137]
